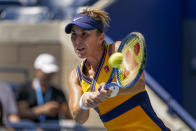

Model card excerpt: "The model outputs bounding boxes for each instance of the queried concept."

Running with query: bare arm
[68,69,112,124]
[18,101,61,120]
[118,73,145,95]
[68,69,89,124]
[18,101,40,120]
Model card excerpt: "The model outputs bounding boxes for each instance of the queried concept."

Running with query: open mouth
[76,47,85,53]
[77,47,84,51]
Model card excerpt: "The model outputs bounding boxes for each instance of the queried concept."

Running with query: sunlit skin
[68,26,145,124]
[71,25,105,66]
[68,26,113,123]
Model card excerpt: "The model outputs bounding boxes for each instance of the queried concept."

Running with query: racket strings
[127,37,143,64]
[118,36,144,86]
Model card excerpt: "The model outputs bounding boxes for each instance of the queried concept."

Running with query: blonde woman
[66,8,169,131]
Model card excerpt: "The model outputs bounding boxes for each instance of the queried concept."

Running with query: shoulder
[109,41,122,55]
[68,68,81,90]
[68,68,83,92]
[68,68,79,83]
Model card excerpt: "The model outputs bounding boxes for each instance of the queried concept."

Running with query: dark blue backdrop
[105,0,182,103]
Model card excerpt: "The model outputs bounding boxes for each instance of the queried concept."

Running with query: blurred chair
[39,0,74,20]
[82,0,98,6]
[71,0,91,7]
[19,0,38,6]
[0,0,22,6]
[40,0,73,9]
[39,0,91,20]
[0,0,40,6]
[0,6,50,22]
[0,0,22,14]
[0,66,29,98]
[0,0,38,6]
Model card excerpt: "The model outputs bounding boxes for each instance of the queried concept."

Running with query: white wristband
[79,93,89,110]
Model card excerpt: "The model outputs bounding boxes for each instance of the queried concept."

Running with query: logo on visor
[73,17,83,22]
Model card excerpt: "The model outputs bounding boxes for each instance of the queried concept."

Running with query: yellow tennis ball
[109,52,123,68]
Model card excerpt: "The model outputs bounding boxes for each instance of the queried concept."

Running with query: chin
[77,53,86,59]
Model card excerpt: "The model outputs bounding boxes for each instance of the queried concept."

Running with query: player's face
[70,25,104,58]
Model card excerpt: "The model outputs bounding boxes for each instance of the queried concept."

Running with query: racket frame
[106,32,146,89]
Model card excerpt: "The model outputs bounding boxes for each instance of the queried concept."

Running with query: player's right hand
[97,83,112,101]
[82,83,112,108]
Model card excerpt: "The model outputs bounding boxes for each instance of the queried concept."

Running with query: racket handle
[105,83,120,97]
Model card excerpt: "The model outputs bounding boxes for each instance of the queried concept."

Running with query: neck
[34,78,50,92]
[86,45,104,70]
[41,84,49,93]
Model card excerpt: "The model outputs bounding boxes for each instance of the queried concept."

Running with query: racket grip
[105,83,120,97]
[97,83,111,91]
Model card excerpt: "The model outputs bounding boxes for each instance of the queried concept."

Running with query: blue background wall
[105,0,182,103]
[182,0,196,118]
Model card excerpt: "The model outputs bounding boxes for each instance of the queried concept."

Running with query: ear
[98,33,105,45]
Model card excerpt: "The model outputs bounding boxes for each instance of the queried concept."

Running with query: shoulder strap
[76,65,82,82]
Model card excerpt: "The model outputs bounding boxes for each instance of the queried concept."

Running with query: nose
[73,36,83,46]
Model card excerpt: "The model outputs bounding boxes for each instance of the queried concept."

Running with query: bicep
[110,41,121,55]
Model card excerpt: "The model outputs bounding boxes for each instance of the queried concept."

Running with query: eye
[82,32,87,37]
[82,31,90,40]
[71,32,76,36]
[71,32,77,39]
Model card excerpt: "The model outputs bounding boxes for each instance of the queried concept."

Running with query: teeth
[78,48,84,50]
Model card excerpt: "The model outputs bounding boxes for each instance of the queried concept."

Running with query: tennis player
[65,8,169,131]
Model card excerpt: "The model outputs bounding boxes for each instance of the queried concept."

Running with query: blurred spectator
[0,82,20,125]
[16,53,72,123]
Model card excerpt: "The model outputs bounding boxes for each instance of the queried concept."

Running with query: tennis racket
[105,32,147,97]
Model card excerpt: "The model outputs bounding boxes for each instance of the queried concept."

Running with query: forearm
[69,97,90,124]
[18,102,41,120]
[32,106,45,117]
[18,108,38,120]
[69,95,89,124]
[119,81,145,95]
[71,107,89,124]
[117,75,145,95]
